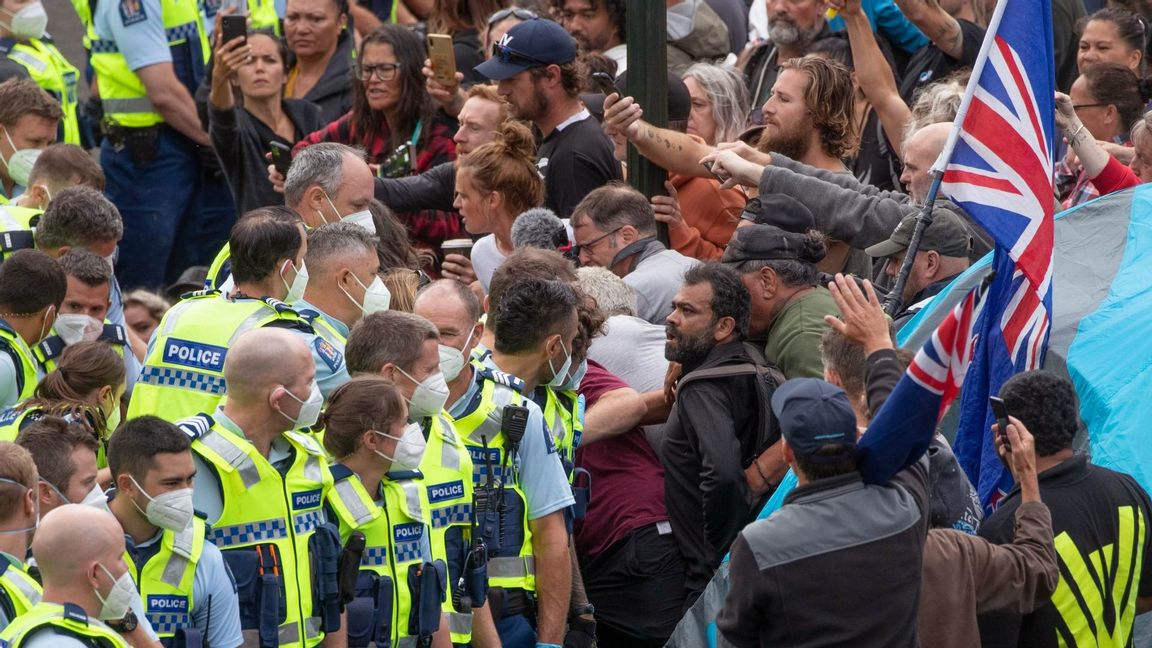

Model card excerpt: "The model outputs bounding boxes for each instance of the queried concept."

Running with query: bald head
[33,504,123,584]
[224,328,314,403]
[900,122,952,203]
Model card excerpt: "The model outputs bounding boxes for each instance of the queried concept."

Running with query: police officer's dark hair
[16,416,99,496]
[318,376,406,459]
[35,187,123,250]
[346,311,439,376]
[487,248,577,319]
[107,416,191,483]
[571,183,656,237]
[0,249,66,316]
[229,207,304,284]
[28,143,105,192]
[0,78,62,126]
[416,279,482,325]
[57,248,112,288]
[999,370,1080,457]
[493,278,578,355]
[732,232,827,288]
[35,341,126,410]
[682,263,750,341]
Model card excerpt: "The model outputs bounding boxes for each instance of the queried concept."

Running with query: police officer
[447,278,576,648]
[0,442,42,632]
[81,0,213,289]
[0,0,82,145]
[0,249,65,408]
[106,415,243,648]
[178,327,340,647]
[321,376,452,648]
[294,222,385,386]
[346,308,496,647]
[0,504,156,647]
[127,208,345,421]
[0,78,57,204]
[206,142,375,293]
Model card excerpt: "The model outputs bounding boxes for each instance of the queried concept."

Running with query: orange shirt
[667,172,746,261]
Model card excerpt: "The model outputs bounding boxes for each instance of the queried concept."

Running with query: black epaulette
[475,367,526,393]
[175,413,215,440]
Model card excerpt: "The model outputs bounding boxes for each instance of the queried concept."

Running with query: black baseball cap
[722,224,826,265]
[474,18,577,81]
[738,193,816,232]
[770,378,858,460]
[864,201,972,259]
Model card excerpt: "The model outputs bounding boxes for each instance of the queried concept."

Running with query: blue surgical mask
[546,339,573,388]
[557,359,588,392]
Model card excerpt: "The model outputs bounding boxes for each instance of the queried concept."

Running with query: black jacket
[661,341,765,607]
[295,31,355,125]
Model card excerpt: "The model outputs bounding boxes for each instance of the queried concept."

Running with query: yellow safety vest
[87,0,209,128]
[248,0,280,33]
[124,519,204,641]
[205,243,230,292]
[127,292,312,422]
[419,413,476,643]
[541,388,584,477]
[0,205,40,261]
[0,320,39,407]
[32,321,128,374]
[0,38,80,145]
[179,412,334,647]
[450,368,536,592]
[0,553,41,629]
[326,464,431,647]
[0,601,129,647]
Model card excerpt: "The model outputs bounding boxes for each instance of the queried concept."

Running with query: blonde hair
[776,55,859,159]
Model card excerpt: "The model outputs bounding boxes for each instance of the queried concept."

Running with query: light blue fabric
[826,0,929,54]
[92,0,171,71]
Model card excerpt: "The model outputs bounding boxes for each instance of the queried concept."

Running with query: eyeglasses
[487,7,537,26]
[571,227,621,258]
[358,63,401,82]
[491,41,550,67]
[1072,103,1110,110]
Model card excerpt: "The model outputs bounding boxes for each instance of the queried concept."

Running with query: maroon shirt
[574,360,669,558]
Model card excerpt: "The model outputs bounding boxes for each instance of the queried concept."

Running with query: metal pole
[883,170,944,317]
[625,0,670,247]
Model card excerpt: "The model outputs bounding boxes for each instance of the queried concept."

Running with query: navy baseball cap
[474,18,578,81]
[770,378,858,460]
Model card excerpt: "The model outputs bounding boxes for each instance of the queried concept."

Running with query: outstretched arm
[602,93,715,178]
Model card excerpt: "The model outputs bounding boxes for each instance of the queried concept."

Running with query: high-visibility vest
[86,0,209,128]
[0,206,40,262]
[204,243,231,292]
[326,464,431,647]
[450,367,536,592]
[418,413,476,642]
[178,412,334,646]
[0,37,80,145]
[0,319,39,407]
[124,518,205,642]
[541,387,584,478]
[248,0,280,33]
[32,322,128,374]
[127,291,312,422]
[0,553,41,629]
[0,601,129,647]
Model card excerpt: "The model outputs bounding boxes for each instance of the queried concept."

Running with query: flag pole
[881,0,1010,317]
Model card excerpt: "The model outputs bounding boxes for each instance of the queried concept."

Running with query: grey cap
[865,202,973,258]
[722,224,819,264]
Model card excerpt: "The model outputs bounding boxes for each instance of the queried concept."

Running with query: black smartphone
[989,396,1010,449]
[269,141,292,175]
[221,14,247,46]
[589,71,617,96]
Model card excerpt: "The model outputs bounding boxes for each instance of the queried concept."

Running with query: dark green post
[625,0,669,246]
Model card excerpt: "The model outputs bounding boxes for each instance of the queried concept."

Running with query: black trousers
[580,524,687,647]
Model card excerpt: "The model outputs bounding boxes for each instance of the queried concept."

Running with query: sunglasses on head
[487,7,537,26]
[490,41,551,67]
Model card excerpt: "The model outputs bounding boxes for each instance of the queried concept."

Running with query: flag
[937,0,1056,510]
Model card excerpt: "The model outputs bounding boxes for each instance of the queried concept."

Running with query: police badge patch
[314,337,344,372]
[120,0,148,26]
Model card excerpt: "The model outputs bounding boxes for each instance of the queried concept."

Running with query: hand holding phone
[427,34,458,87]
[989,396,1010,451]
[221,14,247,47]
[269,141,292,175]
[590,71,617,97]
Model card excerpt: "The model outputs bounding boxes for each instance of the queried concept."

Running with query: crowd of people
[0,0,1150,646]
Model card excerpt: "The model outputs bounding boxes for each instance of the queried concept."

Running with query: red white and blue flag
[868,0,1055,511]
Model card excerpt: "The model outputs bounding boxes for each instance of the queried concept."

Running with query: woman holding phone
[209,26,326,213]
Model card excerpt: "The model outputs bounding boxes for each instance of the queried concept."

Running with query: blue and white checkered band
[430,503,473,529]
[209,518,288,547]
[292,509,325,535]
[361,546,388,567]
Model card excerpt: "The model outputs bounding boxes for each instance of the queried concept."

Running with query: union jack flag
[868,0,1055,511]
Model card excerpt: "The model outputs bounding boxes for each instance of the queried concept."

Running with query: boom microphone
[511,208,569,251]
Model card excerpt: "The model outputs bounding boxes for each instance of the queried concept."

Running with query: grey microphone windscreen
[511,208,568,250]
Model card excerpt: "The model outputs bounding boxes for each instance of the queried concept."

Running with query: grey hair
[284,143,367,208]
[904,74,966,146]
[576,266,637,317]
[682,63,751,144]
[35,186,123,250]
[305,221,379,273]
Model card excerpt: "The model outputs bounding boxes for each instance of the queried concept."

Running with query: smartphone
[989,396,1010,450]
[589,71,617,96]
[269,141,292,175]
[427,34,458,87]
[221,14,247,46]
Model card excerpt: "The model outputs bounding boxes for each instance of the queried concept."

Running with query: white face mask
[93,563,139,620]
[317,191,340,225]
[341,272,390,316]
[372,423,427,472]
[397,367,450,420]
[280,259,309,303]
[2,2,46,40]
[546,339,573,388]
[55,313,103,345]
[342,210,376,233]
[438,326,476,383]
[80,483,109,512]
[278,380,323,429]
[1,128,38,187]
[128,475,194,532]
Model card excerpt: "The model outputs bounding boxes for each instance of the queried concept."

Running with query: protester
[121,291,169,343]
[475,17,622,217]
[681,63,750,148]
[571,185,698,324]
[553,0,626,67]
[0,249,65,408]
[890,0,985,104]
[283,0,355,123]
[1077,7,1145,76]
[427,0,503,86]
[741,0,833,109]
[282,142,376,228]
[209,28,326,213]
